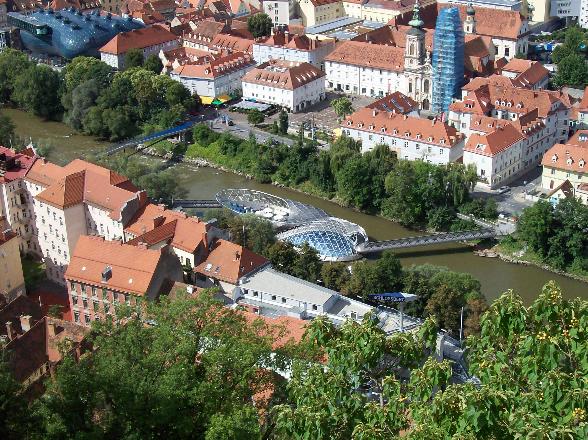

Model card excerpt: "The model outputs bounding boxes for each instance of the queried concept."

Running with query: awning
[200,96,215,105]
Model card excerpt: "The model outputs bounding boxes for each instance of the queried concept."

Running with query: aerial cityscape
[0,0,587,437]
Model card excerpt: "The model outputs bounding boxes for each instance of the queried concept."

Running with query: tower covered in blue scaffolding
[431,7,465,114]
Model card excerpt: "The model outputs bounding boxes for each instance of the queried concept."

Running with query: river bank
[5,108,588,302]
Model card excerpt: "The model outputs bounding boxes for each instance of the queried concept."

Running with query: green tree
[336,155,374,210]
[0,48,32,103]
[331,97,353,119]
[554,53,588,88]
[36,292,277,439]
[12,65,62,119]
[272,316,440,439]
[125,48,145,69]
[66,79,101,130]
[247,13,273,38]
[291,242,322,283]
[0,112,16,147]
[278,109,289,134]
[193,123,220,146]
[247,109,265,125]
[137,167,188,204]
[516,199,554,257]
[227,214,276,256]
[267,241,298,274]
[321,262,351,291]
[0,356,34,440]
[144,54,164,74]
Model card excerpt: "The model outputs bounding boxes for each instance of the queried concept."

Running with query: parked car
[497,186,511,194]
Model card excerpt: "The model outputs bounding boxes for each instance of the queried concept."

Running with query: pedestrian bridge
[172,199,222,209]
[104,119,196,156]
[356,229,498,254]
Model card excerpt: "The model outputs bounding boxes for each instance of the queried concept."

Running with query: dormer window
[552,154,558,162]
[347,121,352,126]
[440,139,446,144]
[381,127,386,133]
[405,132,410,137]
[358,123,363,128]
[567,157,573,166]
[416,134,421,139]
[393,129,398,134]
[428,136,433,142]
[495,100,499,105]
[579,159,585,168]
[507,102,512,107]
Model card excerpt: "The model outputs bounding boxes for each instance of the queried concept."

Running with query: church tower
[464,3,476,35]
[404,0,426,70]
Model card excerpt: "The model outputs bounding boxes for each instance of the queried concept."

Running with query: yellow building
[0,226,26,302]
[527,0,551,23]
[299,0,344,27]
[541,132,588,199]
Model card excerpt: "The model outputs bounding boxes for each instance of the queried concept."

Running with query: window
[312,305,318,310]
[74,312,80,323]
[93,301,99,312]
[504,47,510,57]
[70,282,76,292]
[83,298,88,309]
[271,295,277,301]
[551,168,555,175]
[253,291,258,297]
[84,314,91,324]
[282,297,287,303]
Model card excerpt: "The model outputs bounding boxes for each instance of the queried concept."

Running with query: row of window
[243,289,319,310]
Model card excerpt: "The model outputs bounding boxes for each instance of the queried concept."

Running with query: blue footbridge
[104,119,197,156]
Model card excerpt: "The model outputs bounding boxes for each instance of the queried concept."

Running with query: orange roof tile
[99,25,178,55]
[343,108,463,148]
[325,40,405,72]
[124,203,185,236]
[241,311,307,350]
[366,91,417,114]
[578,86,588,111]
[35,170,86,209]
[242,60,325,91]
[65,236,165,295]
[25,158,66,187]
[172,51,255,79]
[568,129,588,145]
[464,123,524,157]
[194,239,269,284]
[542,143,588,174]
[0,146,37,184]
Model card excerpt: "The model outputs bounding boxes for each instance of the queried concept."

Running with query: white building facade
[242,60,326,112]
[170,53,256,99]
[340,108,464,162]
[252,33,335,69]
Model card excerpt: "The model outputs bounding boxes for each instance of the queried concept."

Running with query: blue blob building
[431,7,465,114]
[8,8,144,59]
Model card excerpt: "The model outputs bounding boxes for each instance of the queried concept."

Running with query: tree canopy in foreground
[4,282,587,439]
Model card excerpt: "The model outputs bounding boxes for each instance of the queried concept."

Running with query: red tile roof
[578,86,588,111]
[0,228,17,247]
[172,51,254,79]
[568,129,588,145]
[0,146,37,184]
[257,32,329,51]
[242,60,326,91]
[366,91,418,114]
[0,295,43,338]
[194,239,269,284]
[464,122,524,157]
[126,215,208,253]
[241,311,307,350]
[65,236,165,295]
[343,109,464,148]
[542,143,588,174]
[100,25,178,55]
[209,33,253,54]
[326,40,405,72]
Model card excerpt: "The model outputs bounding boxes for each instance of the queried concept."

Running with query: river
[4,108,587,303]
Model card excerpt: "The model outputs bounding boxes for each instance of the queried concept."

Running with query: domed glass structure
[9,8,144,59]
[216,188,329,228]
[277,218,368,262]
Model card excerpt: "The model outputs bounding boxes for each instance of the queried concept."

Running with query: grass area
[22,256,46,290]
[186,141,255,173]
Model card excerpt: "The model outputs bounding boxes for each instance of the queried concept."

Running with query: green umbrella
[211,98,223,106]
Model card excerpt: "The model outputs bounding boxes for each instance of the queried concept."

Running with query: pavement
[472,166,544,217]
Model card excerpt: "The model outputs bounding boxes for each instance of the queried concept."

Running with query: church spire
[409,0,424,29]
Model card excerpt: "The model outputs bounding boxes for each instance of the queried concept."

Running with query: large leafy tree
[36,292,278,439]
[0,49,32,103]
[247,13,273,38]
[331,97,353,119]
[144,54,164,74]
[12,65,62,119]
[124,48,145,69]
[0,112,16,147]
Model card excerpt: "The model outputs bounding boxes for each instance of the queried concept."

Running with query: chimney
[47,320,56,338]
[5,321,14,341]
[20,315,32,333]
[372,109,377,117]
[403,114,408,120]
[102,265,113,283]
[137,242,148,250]
[202,232,209,253]
[153,215,165,228]
[137,190,148,206]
